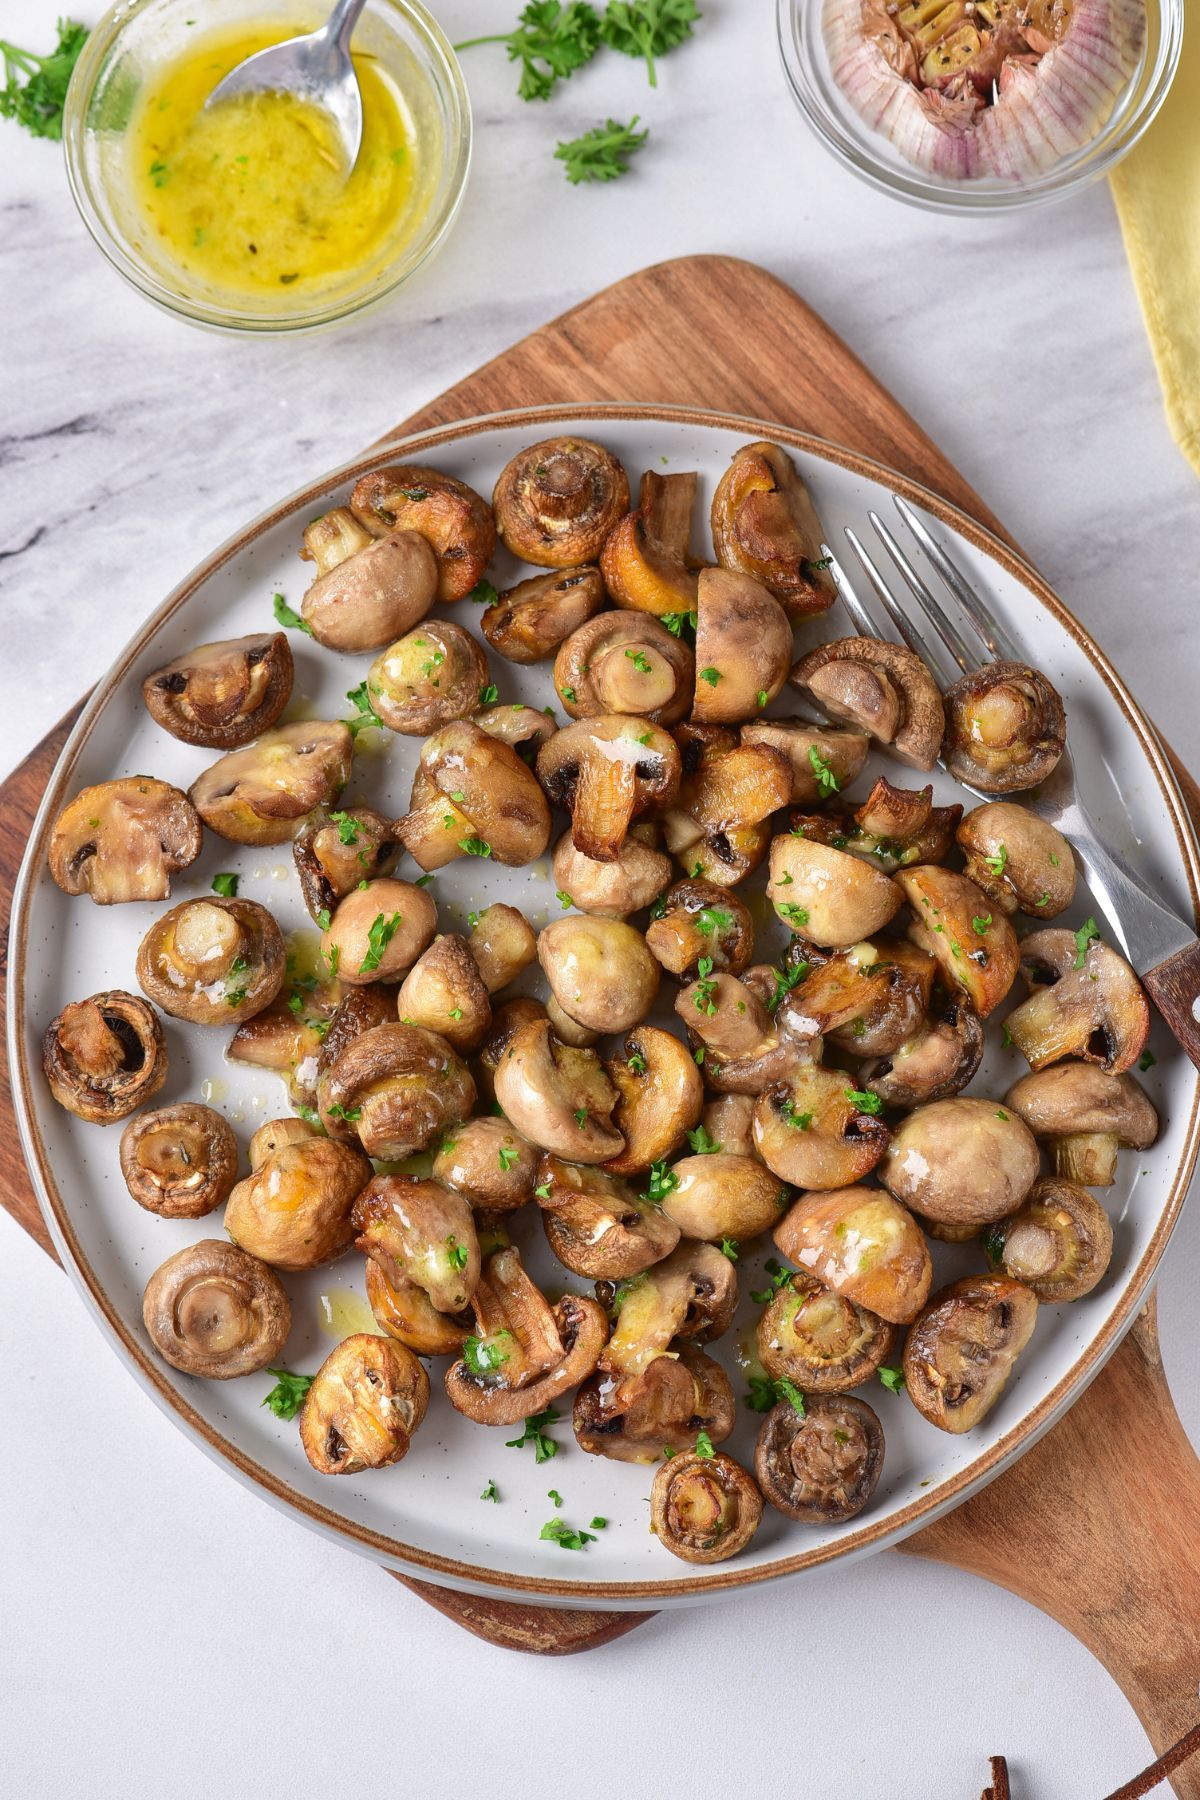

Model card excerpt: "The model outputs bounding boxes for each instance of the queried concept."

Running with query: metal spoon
[206,0,370,170]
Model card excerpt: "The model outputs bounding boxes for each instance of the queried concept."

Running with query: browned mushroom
[471,702,558,760]
[492,1016,623,1162]
[444,1246,609,1424]
[710,441,836,621]
[432,1117,539,1212]
[366,621,489,736]
[661,725,792,888]
[700,1093,757,1157]
[537,916,660,1034]
[293,807,396,922]
[300,1334,430,1473]
[353,1174,479,1316]
[897,865,1020,1019]
[768,834,903,946]
[956,802,1076,919]
[880,1097,1040,1231]
[861,993,984,1107]
[645,878,755,979]
[677,970,806,1096]
[395,720,551,871]
[651,1449,763,1563]
[599,469,702,616]
[299,508,439,651]
[554,611,694,726]
[119,1103,237,1218]
[741,719,871,805]
[43,991,167,1123]
[600,1242,738,1390]
[308,984,395,1126]
[142,633,294,748]
[479,565,607,663]
[473,997,547,1110]
[49,778,202,905]
[663,1153,788,1243]
[536,1156,680,1278]
[574,1344,733,1464]
[396,934,492,1051]
[775,940,935,1057]
[1004,1061,1159,1186]
[349,465,496,602]
[754,1395,884,1521]
[552,831,672,919]
[903,1275,1038,1433]
[225,1125,372,1269]
[319,1023,475,1160]
[189,721,353,846]
[848,778,963,871]
[536,715,680,864]
[774,1185,932,1324]
[691,568,793,724]
[465,903,538,994]
[791,638,944,770]
[136,896,285,1026]
[753,1070,890,1190]
[1005,926,1151,1075]
[984,1176,1113,1302]
[493,437,628,567]
[942,662,1066,793]
[602,1025,704,1175]
[758,1272,896,1393]
[143,1240,290,1378]
[365,1257,471,1357]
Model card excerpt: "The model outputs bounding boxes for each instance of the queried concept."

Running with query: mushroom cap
[321,1023,476,1161]
[473,996,548,1108]
[301,530,438,652]
[573,1344,734,1464]
[352,1174,480,1316]
[119,1103,238,1219]
[300,1334,430,1474]
[774,1185,932,1324]
[985,1176,1114,1303]
[368,620,489,736]
[956,802,1076,919]
[536,715,681,864]
[136,896,286,1026]
[776,939,935,1058]
[1004,1062,1159,1147]
[1005,928,1151,1075]
[536,1157,681,1279]
[224,1134,372,1269]
[466,902,538,994]
[396,720,552,871]
[758,1272,896,1394]
[602,1024,705,1176]
[492,1017,623,1162]
[663,1152,787,1242]
[432,1117,538,1212]
[880,1096,1040,1228]
[493,437,629,567]
[481,565,607,664]
[896,864,1020,1019]
[49,778,202,905]
[471,702,558,758]
[189,721,354,846]
[554,610,694,726]
[691,568,793,724]
[862,995,985,1108]
[650,1450,764,1563]
[741,719,871,805]
[141,632,294,748]
[143,1240,291,1379]
[552,831,673,919]
[42,990,167,1123]
[293,807,397,923]
[445,1247,610,1425]
[537,915,660,1034]
[767,834,903,947]
[710,441,837,621]
[942,661,1066,793]
[790,637,944,770]
[313,985,396,1130]
[365,1258,471,1357]
[598,469,703,617]
[349,464,496,602]
[679,968,806,1097]
[645,877,755,979]
[753,1068,891,1191]
[397,934,492,1050]
[700,1093,757,1158]
[754,1395,884,1522]
[903,1275,1038,1434]
[600,1240,738,1377]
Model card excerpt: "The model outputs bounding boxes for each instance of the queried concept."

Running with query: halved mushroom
[903,1275,1038,1434]
[300,1334,430,1474]
[774,1186,932,1324]
[897,865,1020,1019]
[700,1093,756,1157]
[353,1174,480,1316]
[691,568,793,724]
[322,879,437,987]
[554,611,694,726]
[365,1257,472,1357]
[367,621,490,736]
[848,778,963,871]
[471,702,558,759]
[479,565,607,663]
[538,916,660,1034]
[142,633,294,748]
[677,971,806,1096]
[224,1129,372,1269]
[753,1069,890,1190]
[552,831,672,919]
[119,1103,238,1219]
[661,726,792,888]
[984,1176,1113,1303]
[957,802,1076,919]
[299,508,439,651]
[768,835,903,947]
[395,720,551,871]
[465,903,538,993]
[492,1017,623,1162]
[432,1117,538,1212]
[754,1395,884,1522]
[741,719,871,805]
[861,994,984,1107]
[599,469,701,616]
[349,464,496,602]
[574,1344,733,1464]
[663,1153,787,1243]
[791,638,944,771]
[473,997,547,1109]
[880,1097,1040,1230]
[397,935,492,1051]
[651,1450,763,1564]
[493,437,628,568]
[136,897,285,1026]
[49,778,202,905]
[43,990,167,1123]
[536,715,680,864]
[758,1272,896,1394]
[646,878,755,979]
[293,807,396,922]
[600,1241,738,1378]
[444,1246,609,1425]
[1004,1062,1158,1186]
[320,1023,475,1160]
[536,1156,680,1278]
[942,662,1066,793]
[189,721,353,846]
[309,984,395,1128]
[1005,927,1151,1075]
[602,1025,705,1175]
[143,1241,290,1379]
[710,440,836,621]
[776,940,935,1057]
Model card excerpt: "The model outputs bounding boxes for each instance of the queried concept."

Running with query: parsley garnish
[446,1235,469,1270]
[498,1145,519,1171]
[556,114,649,183]
[469,578,500,606]
[779,1100,812,1132]
[756,689,768,709]
[807,744,840,797]
[1139,1049,1157,1072]
[777,902,810,927]
[262,1368,313,1420]
[972,913,992,936]
[507,1405,562,1463]
[845,1088,884,1116]
[540,1516,597,1550]
[686,1124,721,1154]
[459,836,493,858]
[627,1051,647,1074]
[695,905,733,936]
[661,610,697,640]
[456,2,602,101]
[641,1160,679,1206]
[878,1365,906,1394]
[984,843,1008,877]
[326,1103,362,1122]
[625,647,653,673]
[359,911,402,973]
[693,1429,715,1459]
[212,872,239,897]
[555,889,573,909]
[767,960,808,1012]
[719,1236,739,1261]
[478,684,500,706]
[599,0,699,85]
[272,592,312,636]
[692,955,718,1016]
[774,1377,806,1418]
[750,1258,794,1305]
[464,1331,512,1376]
[0,20,88,141]
[330,810,360,846]
[1073,917,1099,968]
[345,681,382,736]
[699,665,721,687]
[480,1478,499,1502]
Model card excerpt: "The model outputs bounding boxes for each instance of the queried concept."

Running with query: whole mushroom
[691,568,793,725]
[1005,927,1151,1075]
[767,834,903,946]
[537,916,660,1035]
[143,1241,291,1379]
[224,1123,372,1269]
[349,464,496,602]
[480,565,606,663]
[753,1069,890,1189]
[1004,1061,1158,1186]
[552,831,673,919]
[774,1185,932,1324]
[293,807,396,923]
[465,903,538,994]
[320,1023,476,1160]
[396,934,492,1051]
[903,1275,1038,1434]
[493,436,628,568]
[49,778,202,905]
[189,721,353,846]
[984,1176,1113,1303]
[757,1272,896,1394]
[367,621,490,736]
[299,507,438,651]
[602,1025,705,1175]
[433,1117,539,1212]
[879,1097,1040,1232]
[662,1152,788,1243]
[942,662,1066,793]
[136,896,285,1026]
[645,877,755,979]
[741,719,870,805]
[574,1344,733,1464]
[142,632,294,748]
[119,1103,238,1219]
[300,1334,430,1474]
[395,720,551,871]
[896,865,1020,1019]
[956,802,1076,918]
[353,1174,480,1319]
[661,724,792,888]
[492,1017,623,1162]
[43,991,167,1123]
[536,715,680,864]
[554,610,694,726]
[535,1156,681,1279]
[790,637,944,771]
[650,1450,764,1564]
[710,440,837,620]
[755,1395,884,1522]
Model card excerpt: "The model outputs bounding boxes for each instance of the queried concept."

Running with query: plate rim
[11,398,1200,1605]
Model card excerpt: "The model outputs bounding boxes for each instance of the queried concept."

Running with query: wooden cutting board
[5,256,1200,1789]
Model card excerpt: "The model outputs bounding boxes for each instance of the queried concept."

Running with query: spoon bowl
[206,0,368,169]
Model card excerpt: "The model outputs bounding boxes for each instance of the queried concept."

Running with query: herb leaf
[1073,917,1099,968]
[456,2,603,102]
[878,1365,906,1394]
[599,0,698,85]
[359,911,402,974]
[555,114,649,183]
[540,1515,597,1550]
[272,592,312,636]
[0,19,88,141]
[211,872,239,898]
[506,1405,562,1463]
[261,1368,313,1420]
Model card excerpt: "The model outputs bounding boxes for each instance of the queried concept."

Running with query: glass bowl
[63,0,471,331]
[777,0,1183,214]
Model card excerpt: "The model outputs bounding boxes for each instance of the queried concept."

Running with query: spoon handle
[320,0,370,53]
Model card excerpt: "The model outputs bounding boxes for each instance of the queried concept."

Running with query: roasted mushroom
[43,991,167,1123]
[862,993,984,1107]
[602,1025,705,1175]
[397,934,492,1051]
[598,468,701,616]
[753,1069,890,1189]
[775,940,935,1057]
[493,437,628,568]
[395,719,552,871]
[367,621,489,736]
[142,1241,290,1379]
[353,1174,480,1318]
[691,568,793,724]
[846,778,962,871]
[307,984,395,1123]
[536,714,680,864]
[227,983,335,1113]
[471,701,558,759]
[48,778,202,905]
[661,725,792,888]
[444,1246,609,1426]
[189,721,353,846]
[323,879,439,990]
[473,996,548,1109]
[645,877,755,979]
[942,662,1066,792]
[119,1103,238,1219]
[365,1257,471,1357]
[536,1157,680,1278]
[537,916,660,1035]
[897,865,1020,1019]
[492,1016,623,1162]
[663,1152,787,1243]
[880,1097,1039,1231]
[768,834,903,946]
[224,1124,372,1269]
[957,802,1076,918]
[349,464,496,602]
[650,1450,763,1564]
[758,1272,896,1393]
[678,970,805,1096]
[552,830,672,919]
[699,1093,757,1158]
[755,1395,884,1522]
[432,1117,539,1212]
[142,633,294,748]
[791,638,944,770]
[479,565,607,663]
[299,1334,430,1474]
[136,896,285,1026]
[1005,926,1151,1075]
[774,1186,932,1324]
[984,1176,1113,1303]
[466,903,538,994]
[1004,1062,1158,1186]
[710,440,836,620]
[299,508,438,651]
[903,1275,1038,1434]
[574,1344,733,1464]
[601,1241,738,1376]
[741,719,871,805]
[554,610,694,726]
[293,806,396,922]
[320,1023,475,1160]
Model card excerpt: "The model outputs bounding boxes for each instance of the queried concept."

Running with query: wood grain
[1144,940,1200,1075]
[4,260,1200,1757]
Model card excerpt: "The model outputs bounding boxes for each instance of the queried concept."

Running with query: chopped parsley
[272,592,312,636]
[478,684,500,706]
[699,666,721,687]
[556,889,574,909]
[329,810,361,846]
[625,647,653,673]
[1073,917,1099,968]
[878,1365,906,1394]
[1138,1050,1157,1072]
[463,1331,512,1376]
[555,114,649,183]
[211,872,239,897]
[984,843,1008,878]
[446,1235,470,1270]
[767,961,809,1012]
[261,1368,313,1420]
[627,1051,647,1074]
[498,1145,520,1172]
[779,1099,812,1132]
[661,610,697,640]
[692,955,718,1016]
[845,1088,884,1116]
[469,579,500,606]
[777,902,810,927]
[480,1478,499,1501]
[807,744,840,798]
[359,911,402,973]
[718,1236,739,1261]
[506,1405,562,1463]
[693,1429,715,1459]
[540,1516,596,1550]
[686,1124,721,1155]
[326,1103,362,1123]
[459,837,493,858]
[695,905,733,936]
[971,913,992,936]
[641,1160,679,1206]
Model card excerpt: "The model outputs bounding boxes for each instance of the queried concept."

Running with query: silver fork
[829,494,1200,1074]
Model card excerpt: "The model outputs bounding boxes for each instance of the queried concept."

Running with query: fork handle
[1143,941,1200,1074]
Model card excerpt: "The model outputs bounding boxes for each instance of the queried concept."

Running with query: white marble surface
[3,2,1200,1796]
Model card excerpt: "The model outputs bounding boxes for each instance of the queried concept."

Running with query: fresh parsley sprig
[555,115,649,184]
[261,1368,314,1421]
[600,0,699,86]
[456,3,602,102]
[1,19,88,141]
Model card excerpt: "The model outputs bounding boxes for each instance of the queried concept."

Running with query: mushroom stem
[1054,1129,1120,1187]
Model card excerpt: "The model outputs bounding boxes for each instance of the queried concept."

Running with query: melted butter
[318,1286,381,1340]
[200,1075,229,1103]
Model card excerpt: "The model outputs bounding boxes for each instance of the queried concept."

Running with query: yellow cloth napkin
[1110,24,1200,477]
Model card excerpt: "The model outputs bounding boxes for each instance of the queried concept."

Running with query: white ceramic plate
[11,404,1200,1608]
